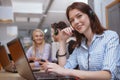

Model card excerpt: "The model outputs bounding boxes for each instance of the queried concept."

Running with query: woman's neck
[36,43,42,47]
[36,43,43,52]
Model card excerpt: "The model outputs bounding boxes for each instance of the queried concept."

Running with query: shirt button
[89,59,91,61]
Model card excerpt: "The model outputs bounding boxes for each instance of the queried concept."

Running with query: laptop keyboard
[34,72,57,80]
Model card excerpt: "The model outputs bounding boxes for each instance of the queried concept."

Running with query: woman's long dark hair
[66,2,106,47]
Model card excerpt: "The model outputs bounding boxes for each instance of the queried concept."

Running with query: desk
[0,70,75,80]
[0,71,26,80]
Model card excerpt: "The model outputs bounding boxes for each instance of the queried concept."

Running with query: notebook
[0,45,17,73]
[7,38,58,80]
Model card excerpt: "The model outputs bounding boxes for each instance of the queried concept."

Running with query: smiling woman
[26,29,51,68]
[41,2,120,80]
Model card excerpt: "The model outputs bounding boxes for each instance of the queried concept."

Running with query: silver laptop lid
[7,38,36,80]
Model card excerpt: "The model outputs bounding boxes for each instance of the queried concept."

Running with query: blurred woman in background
[26,29,51,67]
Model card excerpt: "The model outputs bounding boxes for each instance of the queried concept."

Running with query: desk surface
[0,70,75,80]
[0,70,26,80]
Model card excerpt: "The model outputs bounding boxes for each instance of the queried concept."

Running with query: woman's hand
[10,61,16,69]
[59,27,74,42]
[34,57,41,61]
[42,62,66,76]
[28,57,36,61]
[39,59,48,70]
[29,57,40,62]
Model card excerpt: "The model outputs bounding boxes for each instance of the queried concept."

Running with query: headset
[53,21,68,35]
[54,27,59,35]
[89,9,95,20]
[53,23,59,35]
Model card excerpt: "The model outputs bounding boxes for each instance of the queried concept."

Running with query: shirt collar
[92,33,104,42]
[81,33,104,50]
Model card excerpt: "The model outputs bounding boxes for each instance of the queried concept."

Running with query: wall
[94,0,103,25]
[0,26,17,53]
[101,0,115,27]
[0,0,116,53]
[94,0,114,27]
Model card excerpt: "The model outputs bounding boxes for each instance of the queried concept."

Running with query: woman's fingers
[39,59,48,65]
[45,63,64,75]
[40,62,48,70]
[41,62,64,75]
[62,27,73,36]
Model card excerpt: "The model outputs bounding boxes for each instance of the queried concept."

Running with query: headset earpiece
[53,23,59,35]
[54,27,58,35]
[89,10,93,15]
[89,10,95,20]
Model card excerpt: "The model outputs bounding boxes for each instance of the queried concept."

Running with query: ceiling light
[44,29,48,33]
[0,7,13,23]
[12,1,43,14]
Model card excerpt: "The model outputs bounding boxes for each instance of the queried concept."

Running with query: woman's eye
[77,14,82,18]
[70,19,74,23]
[35,35,38,37]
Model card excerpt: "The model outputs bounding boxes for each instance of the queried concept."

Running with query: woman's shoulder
[27,46,33,51]
[45,43,51,47]
[26,46,33,53]
[104,30,119,37]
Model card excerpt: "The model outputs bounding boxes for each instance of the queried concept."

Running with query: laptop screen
[7,38,36,80]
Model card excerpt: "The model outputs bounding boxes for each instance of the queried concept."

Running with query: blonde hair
[32,29,45,56]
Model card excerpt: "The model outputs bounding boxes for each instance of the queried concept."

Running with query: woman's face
[33,31,44,44]
[69,9,91,34]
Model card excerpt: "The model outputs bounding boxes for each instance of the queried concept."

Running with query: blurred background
[0,0,119,52]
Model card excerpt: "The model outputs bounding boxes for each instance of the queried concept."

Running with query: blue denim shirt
[64,30,120,80]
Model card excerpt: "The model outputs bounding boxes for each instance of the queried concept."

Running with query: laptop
[7,38,59,80]
[0,45,17,73]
